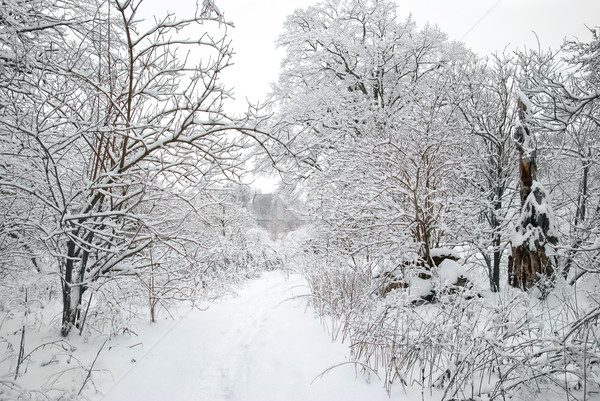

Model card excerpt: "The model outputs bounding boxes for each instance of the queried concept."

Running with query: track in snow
[94,271,393,401]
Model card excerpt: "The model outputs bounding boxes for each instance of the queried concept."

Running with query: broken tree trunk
[507,98,558,291]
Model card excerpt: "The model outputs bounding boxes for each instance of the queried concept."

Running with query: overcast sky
[213,0,599,112]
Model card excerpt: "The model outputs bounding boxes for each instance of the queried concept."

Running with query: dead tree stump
[508,98,557,291]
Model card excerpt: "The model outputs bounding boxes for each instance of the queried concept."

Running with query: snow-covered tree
[0,0,271,336]
[267,0,471,276]
[456,55,519,292]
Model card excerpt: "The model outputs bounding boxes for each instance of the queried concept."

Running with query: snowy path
[93,271,393,401]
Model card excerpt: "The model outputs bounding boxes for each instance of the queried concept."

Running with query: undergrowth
[294,253,600,400]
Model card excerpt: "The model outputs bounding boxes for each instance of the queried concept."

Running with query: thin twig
[78,339,109,396]
[310,361,381,385]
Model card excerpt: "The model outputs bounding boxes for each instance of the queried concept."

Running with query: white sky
[143,0,599,191]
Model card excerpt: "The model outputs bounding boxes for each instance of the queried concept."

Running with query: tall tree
[456,55,518,292]
[267,0,471,275]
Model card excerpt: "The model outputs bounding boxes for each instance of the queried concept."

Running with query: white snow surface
[517,89,534,112]
[429,247,461,259]
[91,271,395,401]
[408,276,433,298]
[437,259,467,284]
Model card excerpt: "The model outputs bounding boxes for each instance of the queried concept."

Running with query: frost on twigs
[201,0,224,20]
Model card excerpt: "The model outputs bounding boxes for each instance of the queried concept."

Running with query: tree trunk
[491,235,501,292]
[563,157,589,279]
[490,180,503,292]
[508,99,556,291]
[62,240,77,336]
[508,241,554,290]
[61,238,87,336]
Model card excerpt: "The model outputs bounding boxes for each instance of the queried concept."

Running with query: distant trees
[0,0,272,336]
[140,184,268,324]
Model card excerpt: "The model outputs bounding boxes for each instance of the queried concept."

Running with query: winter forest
[1,0,599,399]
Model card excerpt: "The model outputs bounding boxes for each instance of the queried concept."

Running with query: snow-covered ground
[89,271,398,400]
